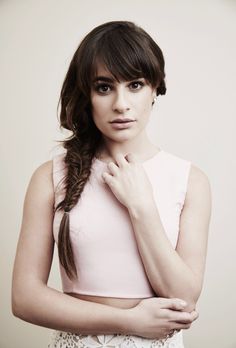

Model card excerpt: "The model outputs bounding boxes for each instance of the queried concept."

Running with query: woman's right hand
[127,297,199,340]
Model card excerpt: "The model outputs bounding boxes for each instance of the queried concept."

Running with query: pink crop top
[52,149,191,298]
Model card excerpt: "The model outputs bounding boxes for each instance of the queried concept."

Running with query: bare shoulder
[25,160,54,211]
[27,159,54,201]
[31,159,53,182]
[188,163,211,192]
[185,163,212,209]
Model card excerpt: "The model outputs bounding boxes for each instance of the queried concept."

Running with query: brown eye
[129,81,144,90]
[95,84,112,94]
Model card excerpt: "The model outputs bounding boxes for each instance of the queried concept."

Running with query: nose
[112,87,130,113]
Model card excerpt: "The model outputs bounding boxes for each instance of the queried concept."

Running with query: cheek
[90,96,110,130]
[90,97,104,120]
[136,92,152,115]
[91,96,100,113]
[91,99,111,125]
[91,95,109,109]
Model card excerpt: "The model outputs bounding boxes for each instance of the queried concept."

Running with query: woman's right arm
[11,160,197,338]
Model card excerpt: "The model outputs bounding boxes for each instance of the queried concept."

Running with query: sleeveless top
[52,149,191,298]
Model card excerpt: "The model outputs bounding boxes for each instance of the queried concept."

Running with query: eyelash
[94,81,145,94]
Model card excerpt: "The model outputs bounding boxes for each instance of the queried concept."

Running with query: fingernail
[180,301,187,306]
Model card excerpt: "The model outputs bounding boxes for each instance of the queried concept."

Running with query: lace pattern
[47,330,184,348]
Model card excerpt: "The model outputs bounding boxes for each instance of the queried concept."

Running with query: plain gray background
[1,0,236,347]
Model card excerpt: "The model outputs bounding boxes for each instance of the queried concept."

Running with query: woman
[12,21,211,348]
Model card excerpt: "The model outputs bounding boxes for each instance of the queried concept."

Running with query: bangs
[89,29,161,87]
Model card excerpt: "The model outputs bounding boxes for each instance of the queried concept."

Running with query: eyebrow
[93,76,116,83]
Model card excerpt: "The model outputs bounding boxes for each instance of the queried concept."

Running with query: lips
[110,119,136,130]
[110,118,135,123]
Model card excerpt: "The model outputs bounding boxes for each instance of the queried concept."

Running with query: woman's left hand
[101,152,154,209]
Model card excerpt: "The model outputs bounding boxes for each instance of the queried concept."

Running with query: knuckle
[187,315,193,323]
[172,298,180,305]
[171,300,178,308]
[164,311,172,320]
[182,313,191,323]
[173,297,181,303]
[164,322,172,330]
[108,162,117,170]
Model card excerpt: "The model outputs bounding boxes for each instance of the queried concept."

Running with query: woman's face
[90,63,156,143]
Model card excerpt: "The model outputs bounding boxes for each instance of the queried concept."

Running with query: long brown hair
[55,20,167,279]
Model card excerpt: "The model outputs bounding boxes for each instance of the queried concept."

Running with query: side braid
[55,134,101,279]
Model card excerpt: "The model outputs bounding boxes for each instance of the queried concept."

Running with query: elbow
[163,284,202,313]
[183,299,197,313]
[12,294,40,325]
[11,275,26,319]
[12,281,49,324]
[12,302,24,319]
[11,287,20,317]
[12,291,28,320]
[11,284,36,322]
[180,286,202,312]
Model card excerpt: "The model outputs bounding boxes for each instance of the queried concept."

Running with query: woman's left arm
[127,164,212,312]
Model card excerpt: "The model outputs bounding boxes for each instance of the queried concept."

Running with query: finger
[169,311,198,324]
[114,153,129,167]
[125,152,137,163]
[102,172,114,185]
[107,161,119,175]
[190,310,199,322]
[158,298,187,311]
[169,322,192,331]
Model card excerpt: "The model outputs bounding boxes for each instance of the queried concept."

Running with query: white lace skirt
[47,329,184,348]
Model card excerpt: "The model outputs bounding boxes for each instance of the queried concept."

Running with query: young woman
[12,21,211,348]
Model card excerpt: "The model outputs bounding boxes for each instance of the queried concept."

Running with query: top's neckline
[93,148,164,166]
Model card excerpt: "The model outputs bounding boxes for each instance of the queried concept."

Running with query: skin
[91,63,159,162]
[90,63,211,314]
[11,62,210,340]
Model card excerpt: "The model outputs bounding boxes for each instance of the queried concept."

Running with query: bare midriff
[65,292,147,309]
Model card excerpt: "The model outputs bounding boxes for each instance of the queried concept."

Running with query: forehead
[92,61,149,85]
[94,62,111,76]
[93,62,120,83]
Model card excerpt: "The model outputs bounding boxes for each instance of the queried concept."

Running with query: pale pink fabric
[52,149,191,298]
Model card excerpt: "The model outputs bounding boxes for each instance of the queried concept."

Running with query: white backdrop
[1,0,236,347]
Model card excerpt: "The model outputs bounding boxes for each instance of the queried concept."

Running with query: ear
[152,91,157,106]
[152,88,157,99]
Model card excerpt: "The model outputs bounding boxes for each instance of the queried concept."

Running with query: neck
[96,130,160,163]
